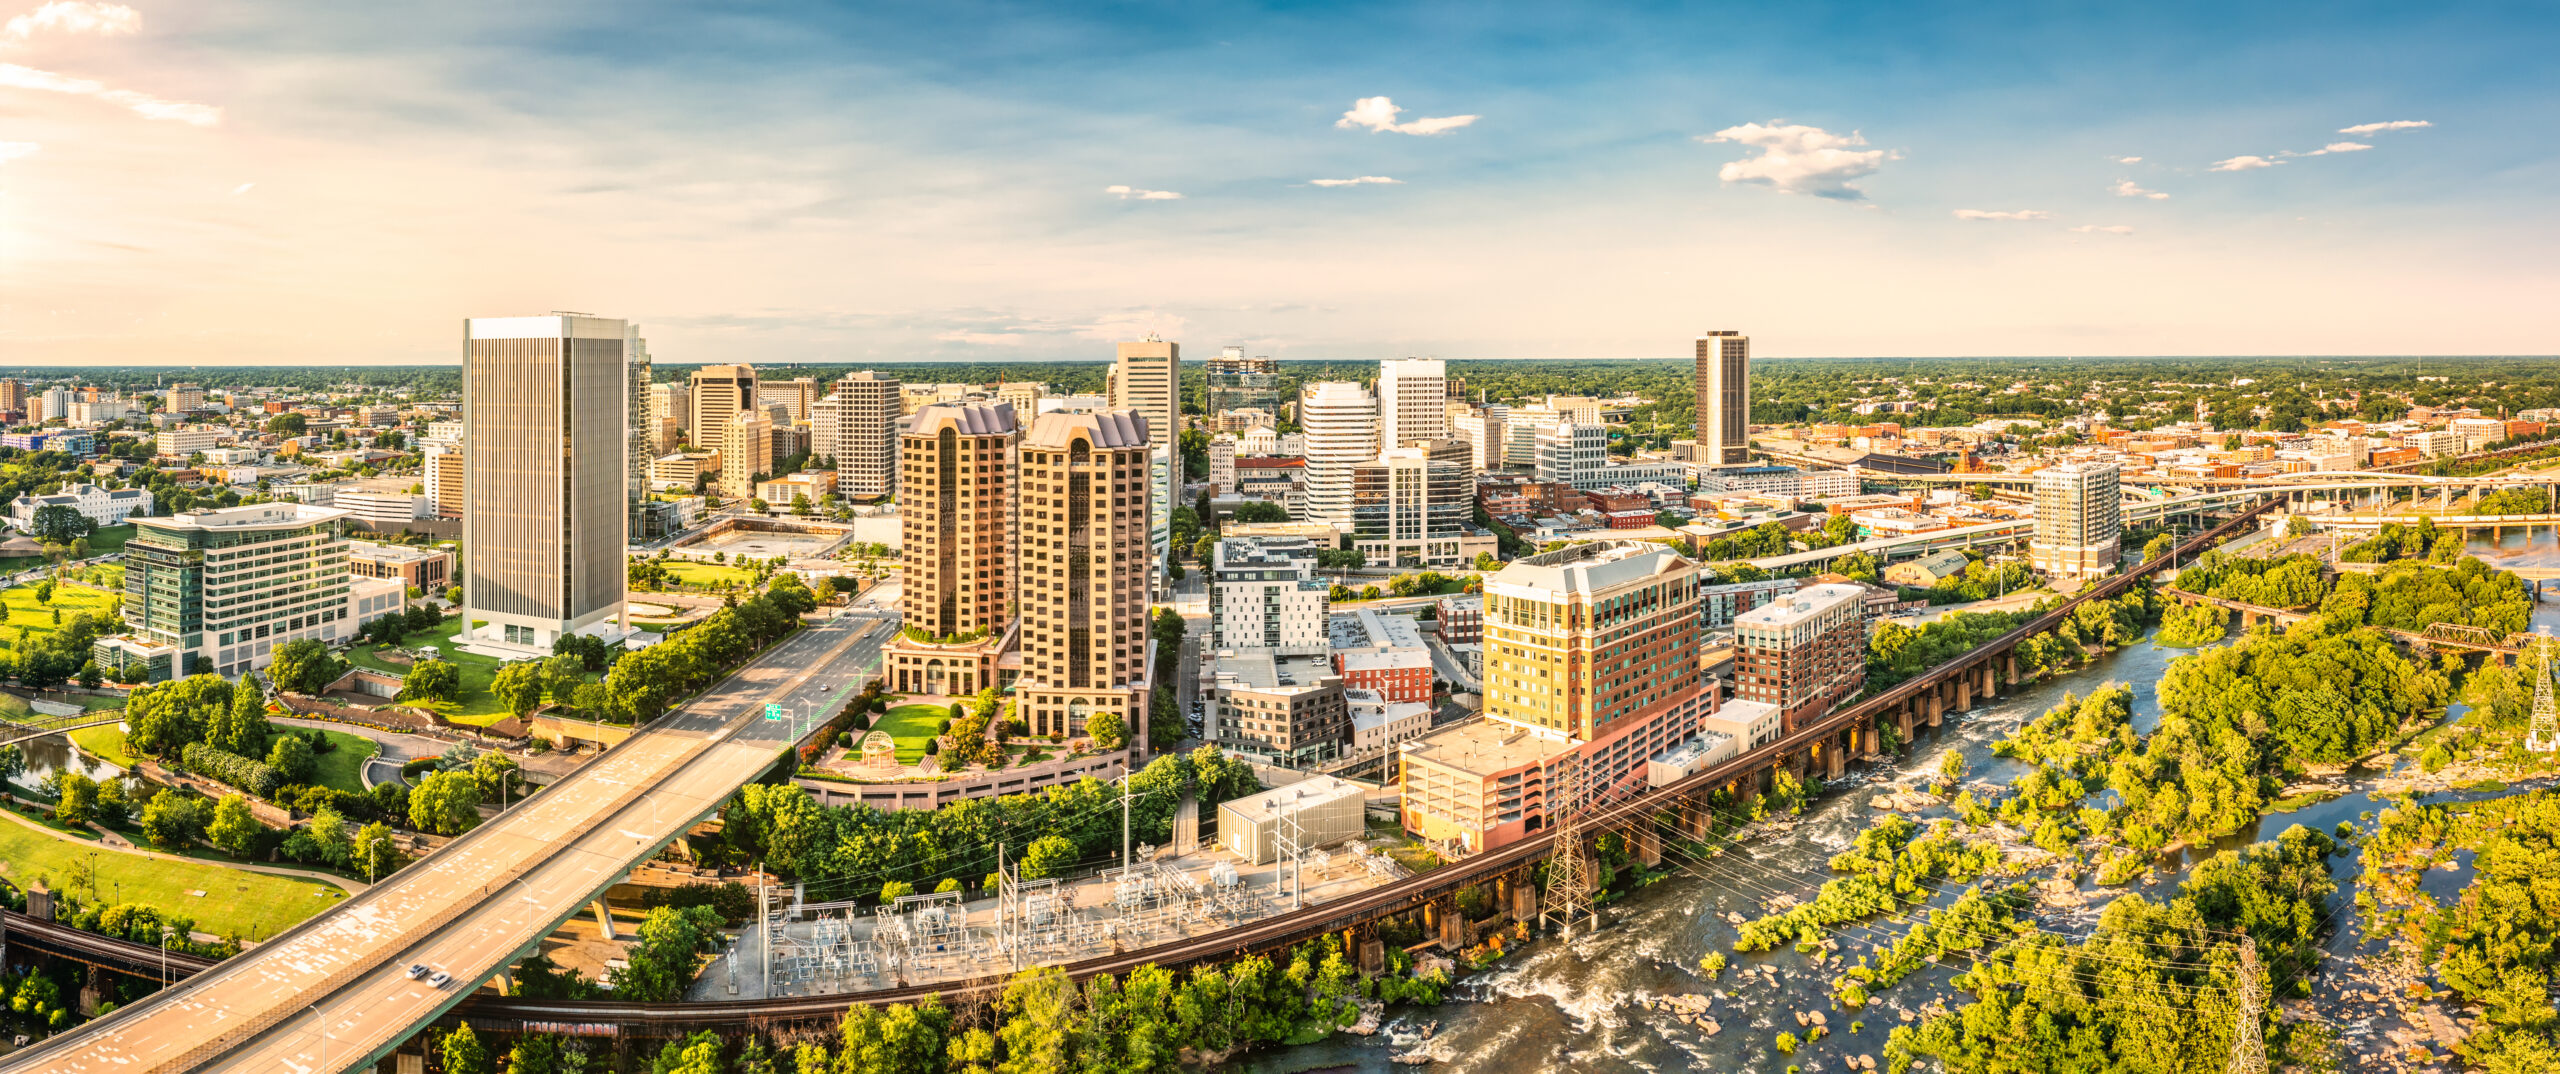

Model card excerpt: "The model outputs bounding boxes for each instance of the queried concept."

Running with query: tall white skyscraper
[2029,461,2123,582]
[1695,332,1751,467]
[811,371,902,499]
[1300,381,1378,526]
[1377,358,1449,450]
[1113,337,1180,592]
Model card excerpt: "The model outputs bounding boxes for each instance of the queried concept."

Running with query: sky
[1,0,2555,366]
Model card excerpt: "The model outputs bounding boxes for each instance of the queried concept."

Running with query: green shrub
[180,741,280,798]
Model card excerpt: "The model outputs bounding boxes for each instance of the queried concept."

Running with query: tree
[2142,532,2177,563]
[399,659,460,703]
[1190,533,1218,565]
[1231,500,1288,524]
[353,820,403,879]
[1019,834,1077,880]
[995,968,1077,1074]
[650,1031,726,1074]
[441,1025,493,1074]
[49,770,98,824]
[1084,711,1127,751]
[267,638,344,695]
[27,504,94,542]
[837,995,952,1074]
[137,788,205,849]
[749,497,770,514]
[491,660,550,717]
[266,412,309,436]
[610,904,725,1002]
[265,733,316,785]
[503,1034,567,1074]
[470,749,522,803]
[208,794,263,858]
[408,769,483,835]
[791,492,812,517]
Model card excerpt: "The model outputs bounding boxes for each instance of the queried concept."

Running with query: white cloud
[2113,156,2143,164]
[1335,96,1478,136]
[2,1,139,43]
[2210,155,2282,171]
[231,181,253,194]
[2071,225,2135,235]
[1308,175,1400,187]
[1700,121,1891,201]
[2339,120,2430,136]
[1952,209,2050,221]
[0,140,35,161]
[2111,179,2169,200]
[0,61,221,125]
[933,330,1035,347]
[1104,184,1182,200]
[2302,141,2370,155]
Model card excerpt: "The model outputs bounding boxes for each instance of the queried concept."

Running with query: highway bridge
[3,610,896,1074]
[1742,486,2271,572]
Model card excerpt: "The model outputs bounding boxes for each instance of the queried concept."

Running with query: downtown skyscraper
[461,314,630,650]
[1014,410,1156,742]
[882,401,1020,698]
[1695,331,1751,467]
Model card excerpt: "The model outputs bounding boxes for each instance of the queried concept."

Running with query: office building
[1695,331,1751,467]
[1733,582,1867,731]
[1014,410,1155,742]
[2028,461,2122,581]
[882,402,1020,698]
[1349,446,1488,568]
[1207,650,1349,764]
[1330,608,1435,704]
[761,376,823,422]
[1402,541,1721,851]
[1453,409,1506,472]
[1534,423,1610,490]
[0,380,22,418]
[1300,381,1377,525]
[624,326,654,534]
[40,389,71,422]
[1377,358,1450,449]
[1209,535,1329,654]
[1204,347,1281,416]
[335,488,426,527]
[1111,337,1181,593]
[461,314,628,652]
[647,381,688,438]
[1349,689,1433,754]
[650,450,720,491]
[811,371,901,500]
[722,411,775,498]
[346,540,453,591]
[1208,434,1237,492]
[993,381,1044,416]
[165,383,204,412]
[103,502,365,680]
[688,364,758,455]
[424,446,464,519]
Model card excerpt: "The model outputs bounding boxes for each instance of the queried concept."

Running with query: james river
[1240,529,2560,1074]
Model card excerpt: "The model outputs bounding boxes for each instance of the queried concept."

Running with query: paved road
[9,611,898,1074]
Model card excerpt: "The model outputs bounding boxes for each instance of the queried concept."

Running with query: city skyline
[4,1,2554,367]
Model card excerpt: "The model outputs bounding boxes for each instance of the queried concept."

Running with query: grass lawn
[0,818,348,940]
[344,614,593,727]
[871,703,953,764]
[307,730,381,794]
[69,724,140,768]
[650,561,757,590]
[0,578,121,640]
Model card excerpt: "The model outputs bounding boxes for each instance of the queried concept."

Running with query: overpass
[1739,488,2267,572]
[4,611,895,1074]
[324,503,2275,1046]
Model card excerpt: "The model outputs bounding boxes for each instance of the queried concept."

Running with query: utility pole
[757,861,769,999]
[2226,936,2267,1074]
[1541,757,1595,938]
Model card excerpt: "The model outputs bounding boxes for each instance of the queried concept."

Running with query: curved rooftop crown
[1025,409,1149,449]
[907,400,1018,437]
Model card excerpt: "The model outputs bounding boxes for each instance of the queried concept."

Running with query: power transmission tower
[1540,757,1595,938]
[2527,629,2558,754]
[2226,937,2268,1074]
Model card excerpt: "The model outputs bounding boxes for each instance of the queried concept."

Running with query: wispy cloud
[1104,184,1182,200]
[1701,121,1892,201]
[1308,175,1400,187]
[2071,225,2135,235]
[2285,141,2370,156]
[2339,120,2430,136]
[2,1,138,43]
[1336,96,1477,136]
[0,61,221,125]
[231,181,252,194]
[0,140,36,161]
[2113,155,2143,164]
[2111,179,2168,200]
[1952,209,2050,221]
[2210,155,2282,171]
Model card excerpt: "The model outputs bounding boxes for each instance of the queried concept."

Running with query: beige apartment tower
[1014,410,1156,743]
[811,371,902,500]
[689,364,757,456]
[1695,332,1751,467]
[461,314,628,650]
[883,402,1021,699]
[2029,461,2123,582]
[722,411,775,499]
[1377,358,1450,450]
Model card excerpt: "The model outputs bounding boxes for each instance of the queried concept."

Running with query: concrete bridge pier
[1956,675,1974,713]
[1823,734,1847,780]
[1924,691,1943,729]
[2004,653,2019,686]
[592,900,616,941]
[1509,872,1540,923]
[1896,703,1916,746]
[1632,826,1662,869]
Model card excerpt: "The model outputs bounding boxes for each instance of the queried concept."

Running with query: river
[1241,528,2560,1073]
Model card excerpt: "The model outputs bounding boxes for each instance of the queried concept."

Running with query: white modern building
[1300,381,1378,526]
[811,371,902,500]
[1210,536,1330,654]
[100,502,406,681]
[1377,358,1450,451]
[1534,423,1610,490]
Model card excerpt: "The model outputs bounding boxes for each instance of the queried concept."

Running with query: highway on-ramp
[6,611,895,1074]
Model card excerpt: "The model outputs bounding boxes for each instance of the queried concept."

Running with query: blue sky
[2,0,2553,364]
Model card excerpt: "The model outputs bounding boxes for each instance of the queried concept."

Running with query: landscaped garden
[0,818,350,941]
[869,702,950,765]
[0,579,122,642]
[344,614,597,726]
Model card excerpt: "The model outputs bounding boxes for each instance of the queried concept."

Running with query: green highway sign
[764,702,784,720]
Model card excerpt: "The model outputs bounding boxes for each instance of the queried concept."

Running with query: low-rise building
[1435,595,1482,643]
[1348,688,1432,753]
[1210,536,1329,654]
[334,489,426,526]
[1207,650,1350,765]
[345,540,452,592]
[6,483,153,532]
[1330,608,1435,703]
[1218,776,1366,864]
[1884,549,1973,588]
[1733,582,1868,733]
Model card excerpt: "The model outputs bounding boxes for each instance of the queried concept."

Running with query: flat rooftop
[1400,717,1574,779]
